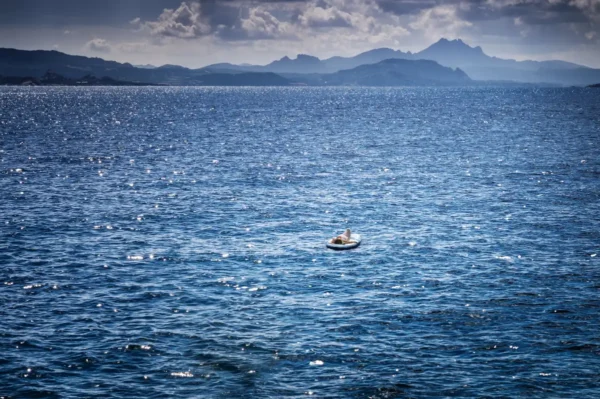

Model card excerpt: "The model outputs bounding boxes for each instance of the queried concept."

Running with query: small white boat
[326,234,361,250]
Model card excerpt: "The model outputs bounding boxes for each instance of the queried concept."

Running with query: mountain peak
[272,54,321,65]
[419,38,486,57]
[265,53,323,73]
[157,64,189,70]
[415,38,490,69]
[434,38,468,47]
[296,54,320,62]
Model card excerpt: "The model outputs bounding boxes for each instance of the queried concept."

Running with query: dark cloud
[0,0,186,26]
[376,0,437,16]
[133,1,299,41]
[455,0,590,25]
[1,0,595,32]
[200,0,241,27]
[372,0,598,26]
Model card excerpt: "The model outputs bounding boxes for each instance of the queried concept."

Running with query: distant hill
[0,48,139,79]
[156,64,189,70]
[415,39,584,72]
[202,38,600,86]
[202,48,413,74]
[0,47,468,86]
[416,39,490,68]
[321,59,471,86]
[0,48,290,86]
[265,54,323,73]
[3,42,600,87]
[0,48,233,85]
[412,38,599,85]
[134,64,156,69]
[0,71,156,86]
[321,48,411,73]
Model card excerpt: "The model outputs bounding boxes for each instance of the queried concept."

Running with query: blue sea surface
[1,86,600,398]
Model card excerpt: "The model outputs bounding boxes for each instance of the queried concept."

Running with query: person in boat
[330,228,355,245]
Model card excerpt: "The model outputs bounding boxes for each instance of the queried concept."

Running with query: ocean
[1,86,599,398]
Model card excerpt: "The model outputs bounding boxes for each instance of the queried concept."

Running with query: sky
[0,0,599,68]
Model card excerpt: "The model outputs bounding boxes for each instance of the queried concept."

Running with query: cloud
[127,0,596,64]
[239,7,295,39]
[569,0,600,11]
[143,1,211,39]
[85,38,111,53]
[410,4,473,39]
[117,42,150,53]
[138,1,290,41]
[298,3,354,28]
[136,0,410,43]
[569,0,600,21]
[474,0,594,24]
[295,0,409,39]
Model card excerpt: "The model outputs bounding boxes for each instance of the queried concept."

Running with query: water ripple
[1,86,599,398]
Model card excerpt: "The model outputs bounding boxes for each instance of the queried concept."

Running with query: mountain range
[204,39,598,86]
[1,39,599,87]
[0,70,158,86]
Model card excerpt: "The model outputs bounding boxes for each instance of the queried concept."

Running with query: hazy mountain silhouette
[0,47,468,86]
[416,39,490,67]
[266,54,322,73]
[0,48,290,85]
[321,59,470,86]
[134,64,157,69]
[202,38,600,85]
[0,48,137,79]
[415,38,583,71]
[203,54,326,73]
[3,41,600,86]
[413,38,596,84]
[0,70,155,86]
[203,48,412,74]
[321,48,411,73]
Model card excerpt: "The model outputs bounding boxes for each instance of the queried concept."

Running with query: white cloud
[135,0,410,45]
[410,5,473,39]
[569,0,600,10]
[298,4,354,28]
[586,30,597,39]
[143,2,210,39]
[85,38,111,53]
[295,0,409,44]
[240,7,295,39]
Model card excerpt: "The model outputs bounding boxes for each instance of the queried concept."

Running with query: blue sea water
[1,86,600,398]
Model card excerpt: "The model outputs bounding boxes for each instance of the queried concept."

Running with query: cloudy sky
[1,0,599,67]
